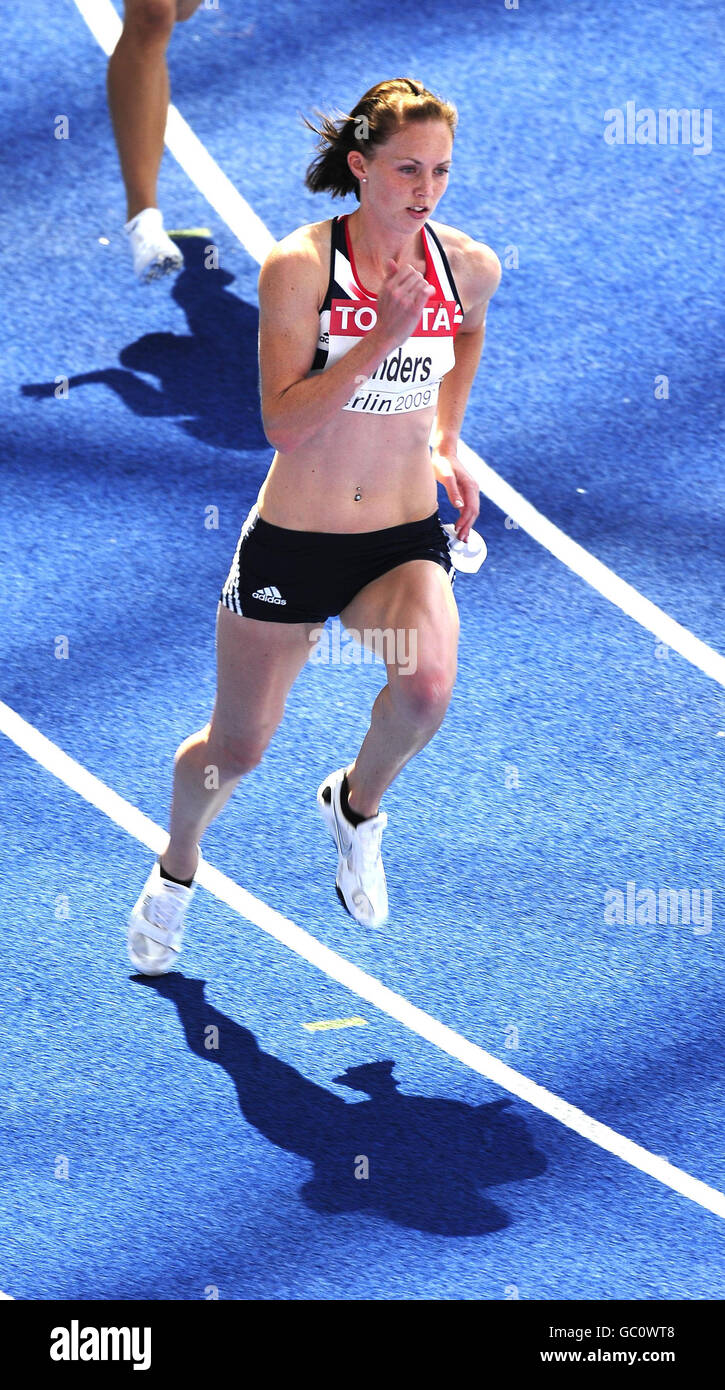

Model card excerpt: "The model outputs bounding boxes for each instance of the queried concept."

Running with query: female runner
[127,76,501,972]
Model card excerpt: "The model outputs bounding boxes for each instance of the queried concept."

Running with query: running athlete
[107,0,205,280]
[127,78,501,973]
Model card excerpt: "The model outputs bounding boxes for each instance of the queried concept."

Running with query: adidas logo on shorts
[252,585,287,605]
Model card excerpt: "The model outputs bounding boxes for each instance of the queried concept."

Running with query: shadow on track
[21,236,267,452]
[134,971,548,1237]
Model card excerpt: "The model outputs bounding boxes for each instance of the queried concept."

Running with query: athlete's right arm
[258,236,432,454]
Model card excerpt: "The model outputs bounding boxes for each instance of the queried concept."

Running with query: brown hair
[303,78,457,201]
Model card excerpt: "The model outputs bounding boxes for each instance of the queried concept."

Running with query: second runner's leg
[107,0,204,279]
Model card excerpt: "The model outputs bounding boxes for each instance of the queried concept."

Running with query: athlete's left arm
[430,241,501,542]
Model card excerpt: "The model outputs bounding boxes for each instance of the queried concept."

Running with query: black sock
[340,772,377,827]
[159,858,195,889]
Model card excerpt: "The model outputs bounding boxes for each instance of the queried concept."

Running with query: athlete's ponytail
[303,78,457,201]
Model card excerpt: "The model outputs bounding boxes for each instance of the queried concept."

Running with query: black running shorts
[220,505,455,624]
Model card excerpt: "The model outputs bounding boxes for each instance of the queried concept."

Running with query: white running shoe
[317,768,389,927]
[124,207,183,282]
[127,854,201,975]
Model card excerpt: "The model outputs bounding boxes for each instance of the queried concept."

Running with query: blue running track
[1,0,724,1300]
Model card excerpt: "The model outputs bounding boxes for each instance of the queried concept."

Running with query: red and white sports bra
[309,214,464,415]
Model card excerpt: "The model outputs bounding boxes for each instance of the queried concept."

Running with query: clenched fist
[373,259,435,350]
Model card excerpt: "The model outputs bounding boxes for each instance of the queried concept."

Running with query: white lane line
[457,444,725,689]
[72,0,122,51]
[2,697,725,1220]
[164,107,276,265]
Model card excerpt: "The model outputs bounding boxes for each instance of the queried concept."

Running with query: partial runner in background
[107,0,205,280]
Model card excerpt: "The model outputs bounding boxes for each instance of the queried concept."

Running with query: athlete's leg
[339,560,459,819]
[107,0,204,221]
[160,603,318,881]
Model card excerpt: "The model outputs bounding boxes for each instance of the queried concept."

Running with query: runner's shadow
[21,236,267,452]
[134,972,548,1236]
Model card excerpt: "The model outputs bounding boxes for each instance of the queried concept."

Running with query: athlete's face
[369,120,453,226]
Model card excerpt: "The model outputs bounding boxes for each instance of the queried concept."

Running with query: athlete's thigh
[210,602,318,741]
[339,560,459,680]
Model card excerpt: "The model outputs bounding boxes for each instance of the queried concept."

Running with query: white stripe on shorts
[221,503,260,615]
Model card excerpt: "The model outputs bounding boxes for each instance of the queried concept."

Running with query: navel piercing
[354,485,362,502]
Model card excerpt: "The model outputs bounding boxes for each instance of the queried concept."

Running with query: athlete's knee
[215,734,268,777]
[123,0,176,42]
[208,722,280,777]
[175,0,203,20]
[391,660,456,728]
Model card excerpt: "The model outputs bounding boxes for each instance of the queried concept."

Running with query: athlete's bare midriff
[257,218,456,534]
[258,405,439,533]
